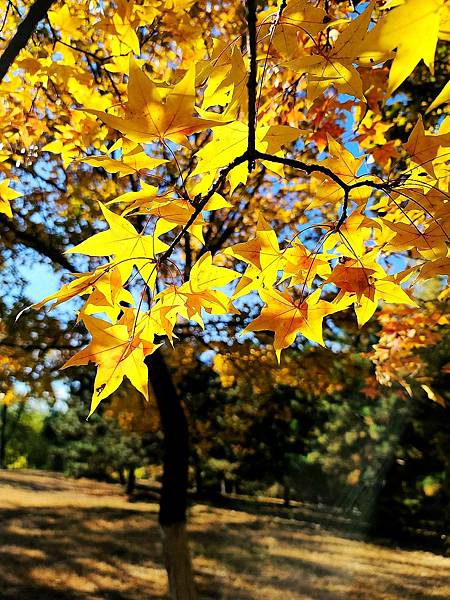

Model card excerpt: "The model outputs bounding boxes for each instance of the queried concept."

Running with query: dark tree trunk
[118,467,126,486]
[193,455,204,497]
[283,482,291,508]
[0,403,8,469]
[145,350,197,600]
[0,0,57,83]
[126,467,136,495]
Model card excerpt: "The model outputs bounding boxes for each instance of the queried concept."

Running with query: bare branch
[246,0,257,172]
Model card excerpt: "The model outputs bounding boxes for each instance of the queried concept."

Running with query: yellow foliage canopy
[0,0,448,412]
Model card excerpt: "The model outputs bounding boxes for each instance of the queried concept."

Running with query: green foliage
[2,402,49,469]
[43,373,151,481]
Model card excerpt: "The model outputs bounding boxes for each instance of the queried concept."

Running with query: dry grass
[0,470,449,599]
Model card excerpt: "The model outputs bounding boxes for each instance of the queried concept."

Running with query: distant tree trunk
[118,467,126,486]
[146,350,197,600]
[0,403,7,469]
[193,454,204,497]
[126,467,136,495]
[283,481,291,507]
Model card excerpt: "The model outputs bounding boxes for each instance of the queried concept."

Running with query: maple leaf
[155,285,237,330]
[426,80,450,114]
[284,1,375,103]
[97,0,141,55]
[327,260,377,298]
[85,58,227,144]
[358,0,443,95]
[309,137,369,207]
[383,218,449,260]
[0,179,22,218]
[138,197,206,244]
[82,149,167,177]
[107,181,160,209]
[403,116,450,178]
[282,242,332,287]
[181,252,240,293]
[419,257,450,280]
[325,209,381,257]
[66,203,168,286]
[199,42,247,117]
[262,0,327,60]
[331,263,418,326]
[189,123,302,194]
[33,265,119,311]
[224,214,285,295]
[110,184,208,243]
[48,5,84,41]
[63,315,159,415]
[162,252,241,327]
[243,288,346,360]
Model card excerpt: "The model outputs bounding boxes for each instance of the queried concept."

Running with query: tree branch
[157,147,389,268]
[0,0,56,83]
[246,0,257,172]
[254,150,387,194]
[0,214,76,273]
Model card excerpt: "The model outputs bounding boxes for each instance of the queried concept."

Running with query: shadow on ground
[0,470,449,600]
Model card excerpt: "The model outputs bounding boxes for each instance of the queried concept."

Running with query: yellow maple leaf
[403,116,450,177]
[66,203,168,285]
[262,0,326,60]
[284,1,375,103]
[383,218,448,260]
[282,242,332,287]
[63,315,159,415]
[48,5,84,41]
[85,58,227,144]
[189,123,302,194]
[181,252,240,293]
[309,137,369,207]
[337,277,418,326]
[426,80,450,114]
[82,150,167,177]
[224,214,285,294]
[33,265,119,311]
[0,178,21,218]
[243,288,345,360]
[358,0,443,95]
[419,257,450,280]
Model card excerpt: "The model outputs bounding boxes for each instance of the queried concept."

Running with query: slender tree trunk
[193,453,204,497]
[118,467,126,486]
[126,467,136,495]
[146,350,197,600]
[0,0,57,83]
[0,403,8,469]
[283,481,291,508]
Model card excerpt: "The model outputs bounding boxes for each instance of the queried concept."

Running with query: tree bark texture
[145,349,197,600]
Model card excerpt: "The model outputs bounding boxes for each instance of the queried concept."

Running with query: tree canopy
[0,0,449,415]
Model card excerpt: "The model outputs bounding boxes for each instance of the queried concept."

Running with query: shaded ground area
[0,470,449,600]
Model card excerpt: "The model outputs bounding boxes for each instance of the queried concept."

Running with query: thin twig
[246,0,257,172]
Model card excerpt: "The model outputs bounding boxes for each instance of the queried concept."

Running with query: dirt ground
[0,470,449,600]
